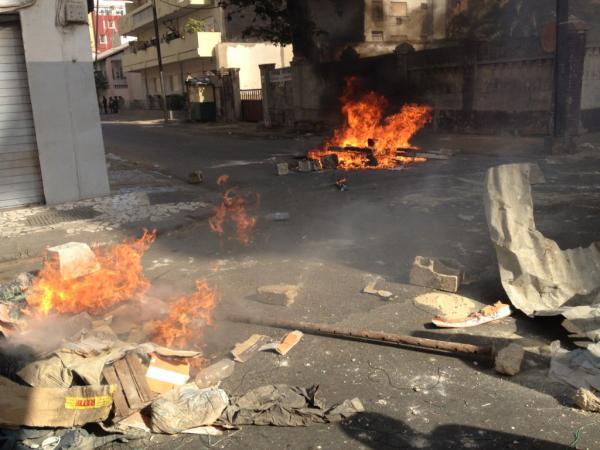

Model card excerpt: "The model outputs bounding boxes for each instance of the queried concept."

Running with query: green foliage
[184,18,206,34]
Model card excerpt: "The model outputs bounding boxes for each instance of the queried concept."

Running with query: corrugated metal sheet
[0,20,43,209]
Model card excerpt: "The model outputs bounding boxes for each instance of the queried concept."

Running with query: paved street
[99,120,600,449]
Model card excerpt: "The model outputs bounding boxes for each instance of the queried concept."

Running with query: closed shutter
[0,18,43,209]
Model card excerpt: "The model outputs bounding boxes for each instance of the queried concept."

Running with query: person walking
[102,96,108,114]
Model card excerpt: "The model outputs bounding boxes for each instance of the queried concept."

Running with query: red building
[91,0,126,54]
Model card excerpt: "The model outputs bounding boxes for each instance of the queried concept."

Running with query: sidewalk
[0,153,215,265]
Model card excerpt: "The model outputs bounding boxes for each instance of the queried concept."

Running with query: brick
[409,256,463,293]
[495,343,524,376]
[256,284,299,306]
[47,242,100,280]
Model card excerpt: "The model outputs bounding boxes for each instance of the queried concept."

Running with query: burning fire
[152,280,218,350]
[27,231,156,316]
[309,77,433,169]
[209,176,259,246]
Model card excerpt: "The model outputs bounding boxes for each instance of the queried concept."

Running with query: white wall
[19,1,110,204]
[216,43,293,89]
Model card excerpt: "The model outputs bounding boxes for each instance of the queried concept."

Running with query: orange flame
[152,280,218,350]
[209,178,259,246]
[27,231,156,316]
[308,77,432,169]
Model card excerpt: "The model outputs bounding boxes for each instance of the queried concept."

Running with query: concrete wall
[215,43,293,89]
[19,2,110,204]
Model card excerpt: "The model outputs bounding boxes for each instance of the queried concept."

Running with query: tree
[219,0,320,61]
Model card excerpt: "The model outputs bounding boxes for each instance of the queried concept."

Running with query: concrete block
[47,242,100,279]
[298,160,312,172]
[494,343,524,376]
[276,163,289,176]
[409,256,463,293]
[256,284,299,306]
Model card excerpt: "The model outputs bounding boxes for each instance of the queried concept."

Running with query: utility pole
[151,0,169,122]
[94,0,100,63]
[553,0,569,137]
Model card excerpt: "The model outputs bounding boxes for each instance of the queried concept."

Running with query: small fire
[27,231,156,316]
[209,176,259,246]
[152,280,218,350]
[309,77,432,169]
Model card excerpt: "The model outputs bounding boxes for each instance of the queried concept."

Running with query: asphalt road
[101,121,600,450]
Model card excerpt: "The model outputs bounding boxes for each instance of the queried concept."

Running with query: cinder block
[47,242,100,279]
[409,256,463,293]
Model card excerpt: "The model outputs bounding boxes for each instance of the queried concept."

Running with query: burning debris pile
[307,78,433,170]
[0,232,363,445]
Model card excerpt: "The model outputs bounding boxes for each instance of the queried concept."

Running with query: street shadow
[339,412,568,449]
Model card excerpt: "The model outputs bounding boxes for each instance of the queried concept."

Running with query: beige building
[362,0,449,51]
[120,0,293,104]
[97,44,145,109]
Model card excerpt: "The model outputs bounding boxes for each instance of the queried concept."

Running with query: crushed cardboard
[484,163,600,340]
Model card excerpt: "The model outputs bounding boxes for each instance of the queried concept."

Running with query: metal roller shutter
[0,17,43,209]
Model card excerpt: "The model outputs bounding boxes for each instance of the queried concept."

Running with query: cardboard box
[0,375,114,427]
[145,354,190,394]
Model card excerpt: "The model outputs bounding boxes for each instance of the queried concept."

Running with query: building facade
[97,44,145,109]
[120,0,293,106]
[0,0,109,208]
[90,0,128,54]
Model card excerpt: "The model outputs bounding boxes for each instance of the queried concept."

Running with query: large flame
[209,176,259,246]
[309,77,433,169]
[27,231,156,316]
[152,280,218,350]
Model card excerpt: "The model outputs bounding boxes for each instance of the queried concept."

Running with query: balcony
[120,0,216,35]
[122,32,222,71]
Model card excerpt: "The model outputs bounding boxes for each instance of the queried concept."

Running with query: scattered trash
[484,163,600,341]
[195,359,235,388]
[409,256,463,293]
[103,353,156,421]
[414,292,476,321]
[362,275,393,300]
[0,375,114,428]
[231,334,272,363]
[0,272,35,302]
[145,354,191,394]
[46,242,101,280]
[432,302,511,328]
[335,176,348,191]
[574,388,600,412]
[151,385,229,434]
[256,284,299,306]
[187,170,204,184]
[321,154,339,170]
[494,343,525,376]
[275,162,289,176]
[298,159,313,172]
[218,385,364,427]
[550,342,600,391]
[260,330,304,356]
[265,212,290,221]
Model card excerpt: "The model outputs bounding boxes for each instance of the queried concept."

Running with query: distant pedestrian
[114,96,121,114]
[102,96,108,114]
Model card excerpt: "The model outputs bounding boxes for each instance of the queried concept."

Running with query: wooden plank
[125,353,156,403]
[102,366,132,420]
[113,358,145,411]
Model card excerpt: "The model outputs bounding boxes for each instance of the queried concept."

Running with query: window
[99,34,107,44]
[371,31,384,41]
[108,20,115,29]
[171,74,181,93]
[372,0,384,22]
[391,1,408,17]
[112,61,125,80]
[396,17,403,25]
[421,2,429,9]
